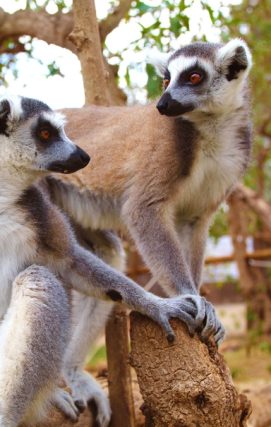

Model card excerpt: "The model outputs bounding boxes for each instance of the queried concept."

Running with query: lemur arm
[121,202,224,343]
[57,241,194,341]
[122,200,198,295]
[175,215,211,289]
[53,240,224,344]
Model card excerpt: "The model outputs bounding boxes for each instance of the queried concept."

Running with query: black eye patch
[32,118,60,144]
[164,69,171,81]
[178,64,207,86]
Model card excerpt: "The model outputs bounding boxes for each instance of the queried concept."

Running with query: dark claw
[167,332,175,343]
[188,329,195,338]
[74,399,86,413]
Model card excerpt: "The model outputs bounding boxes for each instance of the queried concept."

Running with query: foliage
[113,0,227,100]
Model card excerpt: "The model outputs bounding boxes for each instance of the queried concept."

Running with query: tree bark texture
[106,304,136,427]
[69,0,110,105]
[130,313,251,427]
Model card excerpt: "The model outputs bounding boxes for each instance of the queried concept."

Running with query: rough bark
[130,313,251,427]
[69,0,110,105]
[106,305,136,427]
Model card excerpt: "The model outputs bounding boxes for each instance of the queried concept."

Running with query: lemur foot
[51,388,81,422]
[149,295,225,346]
[65,368,111,427]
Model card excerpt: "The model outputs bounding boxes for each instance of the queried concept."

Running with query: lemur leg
[0,265,74,427]
[63,229,125,427]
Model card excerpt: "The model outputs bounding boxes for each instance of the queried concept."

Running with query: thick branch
[0,3,131,51]
[233,184,271,232]
[130,313,251,426]
[0,8,75,51]
[0,6,127,105]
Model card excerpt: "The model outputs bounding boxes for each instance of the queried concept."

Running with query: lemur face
[150,39,252,117]
[0,96,90,174]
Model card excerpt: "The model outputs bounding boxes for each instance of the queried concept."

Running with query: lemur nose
[156,99,169,115]
[77,147,90,167]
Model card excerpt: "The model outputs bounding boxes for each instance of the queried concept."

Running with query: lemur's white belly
[0,216,36,320]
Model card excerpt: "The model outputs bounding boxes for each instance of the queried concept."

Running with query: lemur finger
[201,303,217,337]
[214,324,226,346]
[89,397,111,427]
[159,316,176,343]
[184,295,206,325]
[52,389,80,422]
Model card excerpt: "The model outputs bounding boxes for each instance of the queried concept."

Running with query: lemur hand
[183,295,225,345]
[145,295,225,346]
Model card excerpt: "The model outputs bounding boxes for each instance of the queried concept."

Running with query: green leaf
[169,16,182,36]
[146,64,162,99]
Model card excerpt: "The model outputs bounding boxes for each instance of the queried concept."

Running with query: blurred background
[1,0,271,415]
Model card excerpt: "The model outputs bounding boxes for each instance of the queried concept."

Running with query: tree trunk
[69,0,110,105]
[106,304,136,427]
[130,313,251,427]
[68,2,135,426]
[228,192,271,334]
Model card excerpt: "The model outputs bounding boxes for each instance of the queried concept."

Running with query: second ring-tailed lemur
[47,37,251,344]
[0,96,222,427]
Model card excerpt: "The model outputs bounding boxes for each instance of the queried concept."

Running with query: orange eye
[163,79,170,89]
[189,73,202,85]
[40,129,50,140]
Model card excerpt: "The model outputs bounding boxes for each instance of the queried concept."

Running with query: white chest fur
[177,115,248,219]
[0,212,36,320]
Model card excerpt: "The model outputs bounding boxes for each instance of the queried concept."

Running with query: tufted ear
[0,99,11,135]
[217,39,252,81]
[145,49,171,77]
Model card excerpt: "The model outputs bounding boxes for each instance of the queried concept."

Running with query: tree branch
[130,313,251,426]
[0,2,132,51]
[99,0,133,44]
[0,6,127,105]
[0,7,75,51]
[232,184,271,232]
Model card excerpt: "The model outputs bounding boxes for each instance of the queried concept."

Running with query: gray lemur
[46,36,251,361]
[0,96,222,427]
[40,38,252,426]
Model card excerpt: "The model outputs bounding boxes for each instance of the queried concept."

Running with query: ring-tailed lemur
[46,37,251,350]
[0,95,222,427]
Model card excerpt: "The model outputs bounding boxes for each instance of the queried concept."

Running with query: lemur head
[0,95,90,175]
[148,39,252,117]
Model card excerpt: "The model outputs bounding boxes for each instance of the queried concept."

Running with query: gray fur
[44,39,252,388]
[0,96,224,427]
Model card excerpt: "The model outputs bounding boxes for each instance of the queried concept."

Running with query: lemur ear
[0,99,11,135]
[146,49,171,77]
[217,39,252,81]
